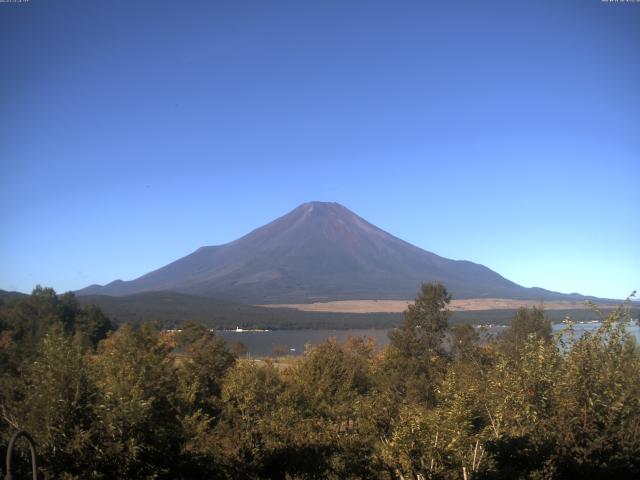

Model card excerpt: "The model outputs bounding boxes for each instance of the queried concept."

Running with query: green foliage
[173,321,237,476]
[74,304,113,348]
[549,302,640,477]
[76,291,402,330]
[1,286,639,479]
[497,306,552,359]
[302,338,381,479]
[479,299,640,480]
[0,286,113,355]
[215,361,288,477]
[89,323,183,478]
[390,282,451,357]
[383,282,451,405]
[177,321,236,410]
[290,338,372,418]
[450,324,482,362]
[13,323,96,478]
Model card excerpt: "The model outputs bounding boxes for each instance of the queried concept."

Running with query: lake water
[218,321,640,357]
[218,328,391,357]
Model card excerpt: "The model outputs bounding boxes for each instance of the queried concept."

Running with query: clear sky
[1,0,638,300]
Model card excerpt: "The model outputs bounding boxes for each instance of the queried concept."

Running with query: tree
[550,303,640,478]
[90,323,183,478]
[450,324,482,362]
[172,322,237,476]
[281,337,379,479]
[290,337,372,420]
[483,335,560,479]
[381,282,451,405]
[4,286,62,348]
[15,323,97,478]
[176,321,236,411]
[0,287,112,354]
[498,306,552,359]
[74,303,113,348]
[390,282,451,357]
[215,361,287,478]
[380,367,491,480]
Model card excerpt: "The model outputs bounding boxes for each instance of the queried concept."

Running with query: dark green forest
[4,289,627,331]
[1,284,639,479]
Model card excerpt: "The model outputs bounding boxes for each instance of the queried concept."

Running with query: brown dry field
[260,298,599,314]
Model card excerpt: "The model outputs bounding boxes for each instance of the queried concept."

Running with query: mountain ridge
[77,202,593,303]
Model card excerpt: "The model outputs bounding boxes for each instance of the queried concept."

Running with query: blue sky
[1,0,638,300]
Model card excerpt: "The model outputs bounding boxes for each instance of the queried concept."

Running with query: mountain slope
[77,202,585,303]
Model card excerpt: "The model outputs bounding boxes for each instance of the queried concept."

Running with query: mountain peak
[299,201,343,208]
[260,201,384,247]
[292,201,350,217]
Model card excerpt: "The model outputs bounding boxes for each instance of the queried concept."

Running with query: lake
[218,321,640,357]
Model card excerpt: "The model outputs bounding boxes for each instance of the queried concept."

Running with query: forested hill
[72,291,638,329]
[0,289,27,304]
[76,291,401,329]
[3,288,634,330]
